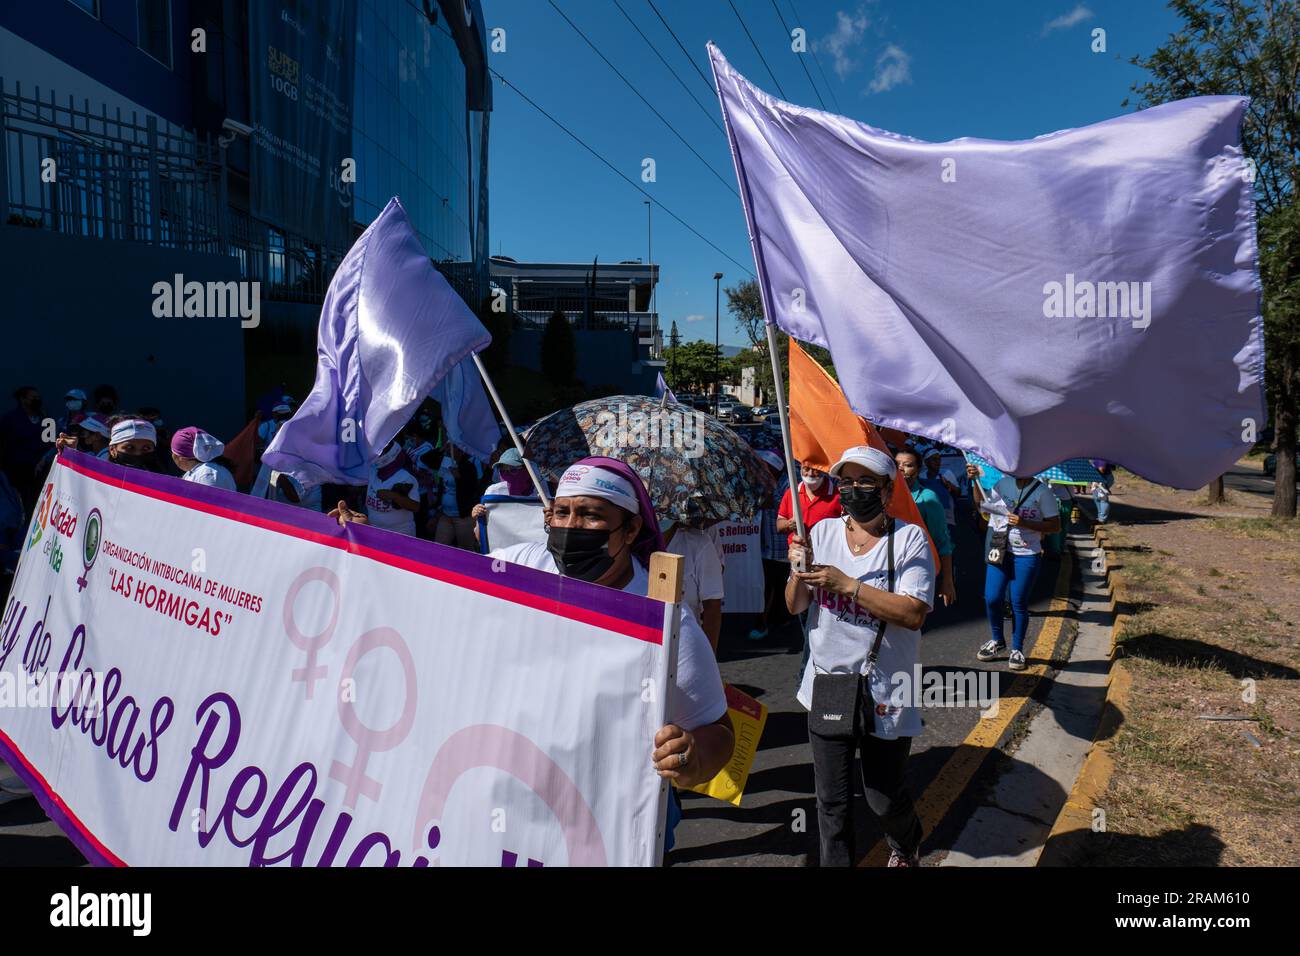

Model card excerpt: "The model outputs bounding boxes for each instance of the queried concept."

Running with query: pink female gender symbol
[283,567,341,699]
[329,627,418,808]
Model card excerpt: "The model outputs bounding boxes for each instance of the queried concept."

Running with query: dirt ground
[1085,461,1300,866]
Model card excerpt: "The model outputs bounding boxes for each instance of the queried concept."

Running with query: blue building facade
[0,0,491,431]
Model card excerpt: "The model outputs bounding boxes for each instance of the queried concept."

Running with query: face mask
[66,400,83,412]
[802,474,825,491]
[547,524,625,582]
[113,452,152,470]
[840,484,886,524]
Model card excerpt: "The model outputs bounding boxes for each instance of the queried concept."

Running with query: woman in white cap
[170,426,237,491]
[490,455,734,855]
[105,418,160,471]
[785,445,935,867]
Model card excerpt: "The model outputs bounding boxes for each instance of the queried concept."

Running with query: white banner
[714,520,763,614]
[0,452,676,866]
[477,496,548,554]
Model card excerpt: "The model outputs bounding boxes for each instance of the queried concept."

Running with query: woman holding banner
[489,456,735,851]
[786,446,934,867]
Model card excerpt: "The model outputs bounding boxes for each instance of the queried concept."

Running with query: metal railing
[1,79,227,252]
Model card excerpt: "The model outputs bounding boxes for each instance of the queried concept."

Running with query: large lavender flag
[709,45,1264,489]
[264,198,491,485]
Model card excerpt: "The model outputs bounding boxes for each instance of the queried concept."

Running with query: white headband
[110,419,156,446]
[556,464,639,514]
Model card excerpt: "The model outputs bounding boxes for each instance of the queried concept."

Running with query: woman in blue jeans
[967,464,1061,671]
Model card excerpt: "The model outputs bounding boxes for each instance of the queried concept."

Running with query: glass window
[137,0,172,68]
[66,0,99,17]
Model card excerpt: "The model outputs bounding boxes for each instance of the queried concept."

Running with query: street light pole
[645,201,655,351]
[713,272,723,416]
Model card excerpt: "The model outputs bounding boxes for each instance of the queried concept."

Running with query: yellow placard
[684,683,767,806]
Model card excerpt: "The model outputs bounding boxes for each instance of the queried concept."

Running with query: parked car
[1263,451,1300,478]
[753,405,775,418]
[715,402,738,421]
[729,405,754,423]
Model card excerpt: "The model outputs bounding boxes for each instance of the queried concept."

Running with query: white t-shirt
[665,527,725,628]
[183,461,236,492]
[796,518,935,739]
[982,478,1059,556]
[366,467,418,535]
[490,542,728,732]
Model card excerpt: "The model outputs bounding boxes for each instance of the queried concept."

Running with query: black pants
[808,726,922,866]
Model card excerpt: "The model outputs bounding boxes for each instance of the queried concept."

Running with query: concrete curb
[1035,525,1132,866]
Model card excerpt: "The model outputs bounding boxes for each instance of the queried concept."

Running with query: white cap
[829,445,896,481]
[109,419,157,446]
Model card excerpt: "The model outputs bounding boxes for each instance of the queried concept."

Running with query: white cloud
[820,9,870,80]
[866,45,911,94]
[685,313,707,322]
[1042,4,1093,35]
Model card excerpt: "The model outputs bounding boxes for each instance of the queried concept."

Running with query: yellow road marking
[857,549,1075,866]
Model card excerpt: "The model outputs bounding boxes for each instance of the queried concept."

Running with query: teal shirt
[909,483,954,557]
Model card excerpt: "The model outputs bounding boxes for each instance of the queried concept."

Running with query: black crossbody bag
[985,480,1042,566]
[809,520,895,741]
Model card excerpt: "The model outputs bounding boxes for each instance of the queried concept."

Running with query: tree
[541,308,576,387]
[1127,0,1299,516]
[725,277,838,403]
[668,321,681,386]
[663,339,723,396]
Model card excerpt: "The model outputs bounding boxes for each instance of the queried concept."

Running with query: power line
[787,0,841,113]
[768,0,826,109]
[489,67,754,278]
[396,0,754,277]
[644,0,716,97]
[611,0,725,135]
[726,0,787,99]
[545,0,739,200]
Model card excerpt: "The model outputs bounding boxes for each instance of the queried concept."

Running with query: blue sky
[486,0,1185,348]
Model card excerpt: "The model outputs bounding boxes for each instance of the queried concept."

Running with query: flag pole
[471,352,551,509]
[765,325,807,541]
[708,43,806,541]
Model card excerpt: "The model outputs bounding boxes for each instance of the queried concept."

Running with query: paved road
[671,509,1066,867]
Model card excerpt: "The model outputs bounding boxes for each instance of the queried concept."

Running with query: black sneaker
[977,640,1006,662]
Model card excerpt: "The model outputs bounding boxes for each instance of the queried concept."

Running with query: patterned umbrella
[966,453,1104,489]
[523,395,777,524]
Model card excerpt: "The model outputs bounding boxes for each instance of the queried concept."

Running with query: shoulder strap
[866,518,896,668]
[1012,479,1041,512]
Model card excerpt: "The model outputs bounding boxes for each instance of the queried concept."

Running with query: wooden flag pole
[471,352,552,509]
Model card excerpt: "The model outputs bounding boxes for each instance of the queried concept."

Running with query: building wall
[0,2,194,128]
[352,0,474,265]
[0,225,245,439]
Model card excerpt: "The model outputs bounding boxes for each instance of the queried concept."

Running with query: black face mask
[547,523,628,583]
[840,484,886,524]
[113,452,153,471]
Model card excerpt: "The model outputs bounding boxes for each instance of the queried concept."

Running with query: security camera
[218,117,254,148]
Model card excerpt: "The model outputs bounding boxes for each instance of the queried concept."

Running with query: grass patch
[1206,516,1300,543]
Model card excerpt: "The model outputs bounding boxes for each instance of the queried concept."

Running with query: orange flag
[223,413,263,489]
[788,338,937,563]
